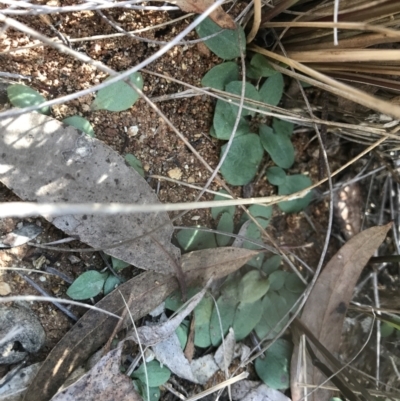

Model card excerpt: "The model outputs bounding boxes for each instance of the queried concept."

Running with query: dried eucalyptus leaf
[0,112,180,274]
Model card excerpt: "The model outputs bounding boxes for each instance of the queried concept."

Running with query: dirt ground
[0,2,387,397]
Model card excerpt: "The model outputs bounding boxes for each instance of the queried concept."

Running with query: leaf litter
[25,247,258,401]
[290,223,392,401]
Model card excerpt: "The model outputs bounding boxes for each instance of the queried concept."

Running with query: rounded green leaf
[103,274,121,295]
[249,54,278,78]
[273,118,294,137]
[255,339,292,390]
[240,205,272,253]
[132,360,171,387]
[194,294,213,348]
[266,166,287,186]
[111,256,130,270]
[66,270,107,300]
[216,212,234,247]
[63,116,95,137]
[125,153,145,177]
[278,174,313,213]
[91,72,143,112]
[241,205,272,228]
[176,227,216,251]
[262,255,282,274]
[201,62,239,90]
[211,189,235,220]
[220,134,264,186]
[213,99,250,139]
[259,73,284,108]
[260,124,295,169]
[239,270,270,303]
[285,273,306,293]
[225,81,260,117]
[268,270,288,291]
[210,293,237,346]
[7,84,50,115]
[255,292,288,340]
[195,17,246,60]
[233,299,263,341]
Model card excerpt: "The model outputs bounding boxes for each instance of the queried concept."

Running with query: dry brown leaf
[290,223,392,401]
[126,282,209,346]
[51,347,141,401]
[26,247,258,401]
[0,112,179,274]
[171,0,236,29]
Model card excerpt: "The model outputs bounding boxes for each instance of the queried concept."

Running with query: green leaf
[132,360,171,387]
[66,270,107,300]
[216,212,234,247]
[260,124,295,169]
[262,255,282,274]
[141,386,160,401]
[103,274,121,295]
[241,205,272,228]
[195,17,246,60]
[125,153,145,177]
[255,292,288,340]
[273,118,294,137]
[63,116,95,137]
[278,287,301,312]
[220,134,264,186]
[240,205,272,254]
[210,293,237,346]
[7,84,50,115]
[246,253,265,269]
[266,166,287,186]
[255,339,292,390]
[211,189,235,220]
[165,287,201,312]
[233,299,263,341]
[213,98,250,140]
[176,321,189,349]
[268,271,288,291]
[91,72,143,112]
[380,322,395,337]
[249,54,278,78]
[194,294,213,348]
[225,81,260,117]
[239,270,270,303]
[278,174,313,213]
[285,273,306,293]
[201,62,239,90]
[259,73,284,108]
[111,256,130,270]
[176,227,216,251]
[220,275,241,298]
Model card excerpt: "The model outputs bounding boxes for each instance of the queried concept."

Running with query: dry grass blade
[25,247,258,401]
[290,223,392,401]
[250,45,400,119]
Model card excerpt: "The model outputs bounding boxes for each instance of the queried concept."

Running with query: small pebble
[39,276,46,282]
[168,167,182,180]
[0,282,11,296]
